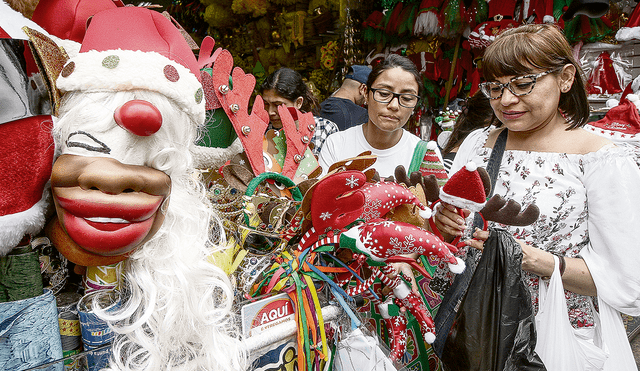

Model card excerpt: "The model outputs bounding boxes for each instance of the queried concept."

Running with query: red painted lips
[55,189,165,256]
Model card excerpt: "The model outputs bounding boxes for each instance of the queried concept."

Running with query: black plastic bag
[440,228,546,371]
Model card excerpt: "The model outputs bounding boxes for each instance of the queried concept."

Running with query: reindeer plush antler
[479,195,540,226]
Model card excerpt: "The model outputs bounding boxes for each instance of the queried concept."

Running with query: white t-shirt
[318,124,421,178]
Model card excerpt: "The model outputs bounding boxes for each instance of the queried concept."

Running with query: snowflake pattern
[319,212,332,220]
[361,198,383,221]
[456,130,633,329]
[387,234,416,256]
[345,175,360,188]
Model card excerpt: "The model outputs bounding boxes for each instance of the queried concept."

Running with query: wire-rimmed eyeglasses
[370,88,420,108]
[479,67,563,100]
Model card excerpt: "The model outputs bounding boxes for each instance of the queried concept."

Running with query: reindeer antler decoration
[205,48,269,175]
[278,106,316,179]
[423,162,540,232]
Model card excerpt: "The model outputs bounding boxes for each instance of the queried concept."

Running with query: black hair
[366,54,423,95]
[260,67,319,114]
[442,92,499,155]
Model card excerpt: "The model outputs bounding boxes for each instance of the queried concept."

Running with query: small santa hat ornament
[56,7,206,127]
[617,2,640,41]
[439,162,487,212]
[418,141,449,187]
[585,97,640,144]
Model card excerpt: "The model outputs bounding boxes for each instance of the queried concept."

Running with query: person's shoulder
[401,129,422,143]
[571,127,614,153]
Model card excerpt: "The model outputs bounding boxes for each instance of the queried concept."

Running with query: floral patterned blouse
[449,127,640,328]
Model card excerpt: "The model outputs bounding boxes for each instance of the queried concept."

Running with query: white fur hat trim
[439,190,486,212]
[57,49,205,126]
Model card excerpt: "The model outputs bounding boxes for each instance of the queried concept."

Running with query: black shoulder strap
[486,128,508,198]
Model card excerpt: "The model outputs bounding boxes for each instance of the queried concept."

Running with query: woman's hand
[463,228,490,250]
[519,240,597,296]
[433,202,470,243]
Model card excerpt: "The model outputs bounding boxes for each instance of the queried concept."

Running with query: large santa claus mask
[48,6,207,265]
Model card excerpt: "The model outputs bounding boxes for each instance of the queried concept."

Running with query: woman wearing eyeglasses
[434,24,640,369]
[318,54,423,178]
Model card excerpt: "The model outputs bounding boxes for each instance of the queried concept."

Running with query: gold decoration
[22,26,70,116]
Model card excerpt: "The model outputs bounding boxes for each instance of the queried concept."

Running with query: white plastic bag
[534,255,608,371]
[333,328,397,371]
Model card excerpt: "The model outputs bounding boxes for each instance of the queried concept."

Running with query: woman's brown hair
[482,24,589,129]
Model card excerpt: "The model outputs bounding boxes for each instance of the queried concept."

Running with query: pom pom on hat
[448,257,466,274]
[439,161,487,212]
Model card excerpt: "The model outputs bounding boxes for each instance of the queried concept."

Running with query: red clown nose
[114,100,162,136]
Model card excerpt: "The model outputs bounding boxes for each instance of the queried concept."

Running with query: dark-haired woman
[318,54,425,178]
[260,67,338,155]
[435,24,640,369]
[441,91,497,173]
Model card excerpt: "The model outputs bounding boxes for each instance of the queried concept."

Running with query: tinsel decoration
[342,0,357,66]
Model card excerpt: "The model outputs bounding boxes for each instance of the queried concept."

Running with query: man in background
[319,64,371,131]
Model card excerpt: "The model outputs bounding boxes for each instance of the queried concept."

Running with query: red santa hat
[55,7,206,126]
[0,2,55,255]
[585,97,640,143]
[32,0,120,43]
[616,2,640,41]
[439,162,487,212]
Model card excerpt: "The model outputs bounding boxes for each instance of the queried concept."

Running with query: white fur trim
[191,138,243,170]
[418,208,432,219]
[57,49,205,126]
[392,281,411,299]
[543,15,555,24]
[424,332,436,344]
[51,36,81,58]
[0,2,48,39]
[616,27,640,42]
[439,190,486,212]
[0,190,49,256]
[585,124,640,143]
[448,257,466,274]
[377,301,392,319]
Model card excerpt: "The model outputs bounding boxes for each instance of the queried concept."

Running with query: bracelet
[557,254,566,277]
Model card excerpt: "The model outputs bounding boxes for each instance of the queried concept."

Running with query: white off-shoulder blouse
[450,128,640,328]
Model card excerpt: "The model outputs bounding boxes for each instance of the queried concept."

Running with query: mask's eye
[66,131,111,154]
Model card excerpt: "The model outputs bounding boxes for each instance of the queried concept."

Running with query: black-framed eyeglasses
[370,88,420,108]
[479,67,562,100]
